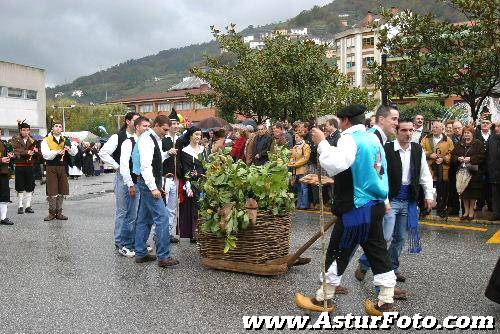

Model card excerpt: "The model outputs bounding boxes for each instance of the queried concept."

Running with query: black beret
[337,104,367,118]
[169,108,180,122]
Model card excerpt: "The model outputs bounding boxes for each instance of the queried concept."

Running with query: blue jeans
[359,200,408,273]
[387,201,409,273]
[134,179,171,261]
[114,173,128,247]
[296,174,309,209]
[120,184,140,249]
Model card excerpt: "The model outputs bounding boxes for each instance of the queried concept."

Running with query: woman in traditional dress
[178,126,205,243]
[451,126,485,220]
[68,142,84,179]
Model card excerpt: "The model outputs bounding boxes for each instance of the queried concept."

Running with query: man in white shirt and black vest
[132,115,179,267]
[296,105,397,316]
[162,109,181,243]
[41,121,78,221]
[117,116,150,258]
[359,119,435,292]
[99,111,140,249]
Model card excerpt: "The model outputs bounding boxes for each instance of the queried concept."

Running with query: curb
[422,214,499,226]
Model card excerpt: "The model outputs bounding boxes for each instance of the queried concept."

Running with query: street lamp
[109,114,125,131]
[51,105,76,132]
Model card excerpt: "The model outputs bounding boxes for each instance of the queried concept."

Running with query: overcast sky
[1,0,332,87]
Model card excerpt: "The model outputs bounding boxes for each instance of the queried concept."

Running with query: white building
[290,28,308,36]
[333,13,381,91]
[0,61,46,138]
[249,41,265,50]
[243,35,255,43]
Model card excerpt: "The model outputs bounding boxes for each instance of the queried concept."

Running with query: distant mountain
[47,0,463,104]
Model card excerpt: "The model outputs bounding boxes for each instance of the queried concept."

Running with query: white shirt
[371,124,388,145]
[481,131,490,142]
[393,140,435,200]
[98,131,134,170]
[432,134,443,148]
[317,124,366,177]
[119,134,138,188]
[41,134,78,160]
[138,129,170,191]
[411,126,424,143]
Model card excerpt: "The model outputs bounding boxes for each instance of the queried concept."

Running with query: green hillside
[47,0,462,104]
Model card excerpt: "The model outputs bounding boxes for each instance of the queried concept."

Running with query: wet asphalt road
[0,173,498,333]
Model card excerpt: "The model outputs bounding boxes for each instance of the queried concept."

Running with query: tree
[191,24,376,123]
[370,0,499,122]
[47,98,127,136]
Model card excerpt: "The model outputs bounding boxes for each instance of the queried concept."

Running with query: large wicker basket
[197,211,292,264]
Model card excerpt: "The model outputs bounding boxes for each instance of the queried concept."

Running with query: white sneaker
[118,246,135,258]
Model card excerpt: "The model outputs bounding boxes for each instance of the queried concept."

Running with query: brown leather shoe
[135,254,157,263]
[158,257,179,268]
[395,272,406,283]
[394,287,408,300]
[335,285,348,294]
[355,264,367,282]
[44,211,57,221]
[56,211,68,220]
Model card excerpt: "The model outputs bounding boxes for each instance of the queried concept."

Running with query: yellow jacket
[288,142,311,175]
[421,134,454,182]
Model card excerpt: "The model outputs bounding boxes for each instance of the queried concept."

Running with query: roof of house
[170,76,209,91]
[108,85,212,104]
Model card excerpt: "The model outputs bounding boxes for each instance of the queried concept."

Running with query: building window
[346,37,355,49]
[7,87,22,98]
[26,90,37,100]
[174,101,192,111]
[139,104,153,113]
[362,57,375,67]
[346,56,355,69]
[362,37,375,48]
[348,75,355,86]
[158,103,172,112]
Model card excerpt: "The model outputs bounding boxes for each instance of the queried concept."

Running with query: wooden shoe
[294,293,335,313]
[364,299,394,316]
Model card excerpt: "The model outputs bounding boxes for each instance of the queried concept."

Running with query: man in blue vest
[296,105,396,316]
[117,116,150,258]
[132,115,178,267]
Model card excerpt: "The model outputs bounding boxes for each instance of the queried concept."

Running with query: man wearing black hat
[162,108,181,243]
[296,104,396,316]
[10,121,39,214]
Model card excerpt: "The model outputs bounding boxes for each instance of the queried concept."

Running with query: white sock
[18,192,25,208]
[24,192,33,208]
[0,203,8,220]
[378,286,395,306]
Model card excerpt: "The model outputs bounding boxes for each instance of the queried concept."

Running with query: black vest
[111,130,128,165]
[332,168,355,216]
[148,134,163,190]
[372,128,384,146]
[385,142,422,201]
[162,135,176,176]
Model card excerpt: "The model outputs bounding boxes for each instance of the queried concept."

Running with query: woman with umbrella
[451,126,485,220]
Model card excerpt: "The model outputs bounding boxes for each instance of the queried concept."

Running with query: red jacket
[230,137,247,161]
